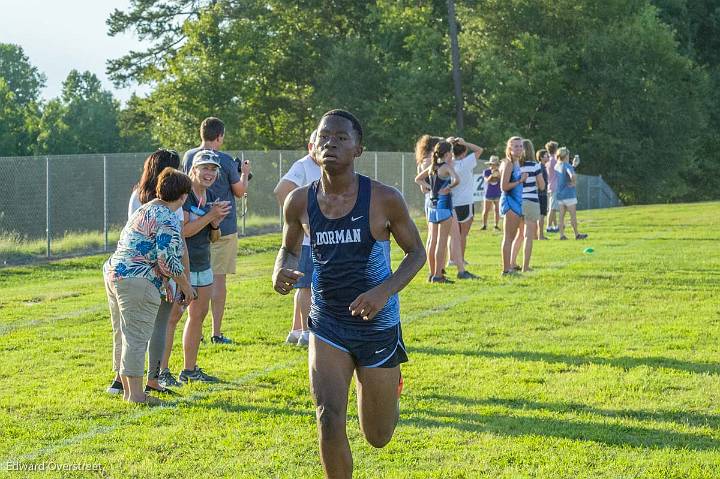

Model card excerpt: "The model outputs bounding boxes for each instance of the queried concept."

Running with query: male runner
[272,110,426,479]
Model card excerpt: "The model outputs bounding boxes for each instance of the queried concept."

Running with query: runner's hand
[350,286,391,321]
[273,268,304,295]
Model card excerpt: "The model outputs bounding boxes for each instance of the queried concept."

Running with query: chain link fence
[0,152,619,262]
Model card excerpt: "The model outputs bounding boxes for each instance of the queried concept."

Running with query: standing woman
[414,135,443,266]
[108,149,191,396]
[510,139,544,272]
[104,168,194,404]
[447,137,481,280]
[499,137,528,275]
[481,156,502,230]
[555,147,588,240]
[415,140,460,283]
[179,150,232,383]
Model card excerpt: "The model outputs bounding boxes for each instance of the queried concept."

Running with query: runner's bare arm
[272,187,307,295]
[350,187,426,320]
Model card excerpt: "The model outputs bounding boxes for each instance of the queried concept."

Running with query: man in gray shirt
[183,117,251,344]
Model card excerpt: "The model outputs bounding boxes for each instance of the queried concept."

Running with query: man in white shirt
[273,131,320,346]
[448,137,483,280]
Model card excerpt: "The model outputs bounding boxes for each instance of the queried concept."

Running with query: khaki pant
[210,233,238,274]
[106,277,161,377]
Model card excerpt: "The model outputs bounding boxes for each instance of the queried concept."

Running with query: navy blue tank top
[308,174,399,330]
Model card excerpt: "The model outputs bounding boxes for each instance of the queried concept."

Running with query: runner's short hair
[320,109,363,144]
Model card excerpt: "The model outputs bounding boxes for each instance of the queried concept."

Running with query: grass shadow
[421,394,720,429]
[403,406,720,451]
[412,345,720,375]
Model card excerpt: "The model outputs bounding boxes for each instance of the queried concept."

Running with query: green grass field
[0,214,281,266]
[1,202,719,478]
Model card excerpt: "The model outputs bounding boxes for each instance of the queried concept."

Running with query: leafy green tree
[0,44,44,156]
[37,70,121,154]
[0,44,46,107]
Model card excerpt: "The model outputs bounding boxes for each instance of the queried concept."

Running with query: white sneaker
[297,330,310,347]
[106,380,123,395]
[285,330,301,345]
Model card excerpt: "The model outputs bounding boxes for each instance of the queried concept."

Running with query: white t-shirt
[281,154,321,246]
[451,153,477,206]
[128,189,185,224]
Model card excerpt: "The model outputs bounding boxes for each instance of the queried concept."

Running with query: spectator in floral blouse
[104,168,195,405]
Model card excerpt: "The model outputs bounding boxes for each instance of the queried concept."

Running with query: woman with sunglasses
[177,150,232,383]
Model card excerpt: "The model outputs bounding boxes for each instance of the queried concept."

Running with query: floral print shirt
[104,202,185,298]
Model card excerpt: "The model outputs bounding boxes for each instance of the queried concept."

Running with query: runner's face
[314,116,362,173]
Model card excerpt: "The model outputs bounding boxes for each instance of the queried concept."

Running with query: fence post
[586,175,591,210]
[241,151,246,236]
[401,153,405,195]
[103,155,108,252]
[45,156,50,258]
[374,152,378,180]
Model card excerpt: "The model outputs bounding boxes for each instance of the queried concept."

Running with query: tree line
[1,0,719,204]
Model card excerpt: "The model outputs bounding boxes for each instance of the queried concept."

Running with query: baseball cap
[192,149,221,168]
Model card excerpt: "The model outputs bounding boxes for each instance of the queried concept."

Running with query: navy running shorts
[309,319,408,368]
[294,245,313,289]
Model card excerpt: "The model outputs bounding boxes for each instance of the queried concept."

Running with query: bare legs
[211,274,226,337]
[309,336,400,479]
[448,216,465,274]
[559,204,581,239]
[502,211,521,273]
[429,220,452,278]
[292,287,311,331]
[160,303,186,371]
[183,285,211,371]
[482,200,500,228]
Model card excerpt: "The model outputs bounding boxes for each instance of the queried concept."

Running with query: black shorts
[539,194,548,216]
[454,204,474,223]
[309,319,408,368]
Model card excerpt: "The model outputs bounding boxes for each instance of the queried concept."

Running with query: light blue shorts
[189,268,213,288]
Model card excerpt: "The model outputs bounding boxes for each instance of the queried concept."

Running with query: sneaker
[480,225,487,230]
[178,366,220,383]
[158,368,182,388]
[145,384,179,396]
[430,275,455,284]
[297,330,310,347]
[494,225,501,231]
[457,271,478,280]
[559,236,568,240]
[106,380,123,395]
[575,233,588,240]
[211,334,232,344]
[285,330,301,345]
